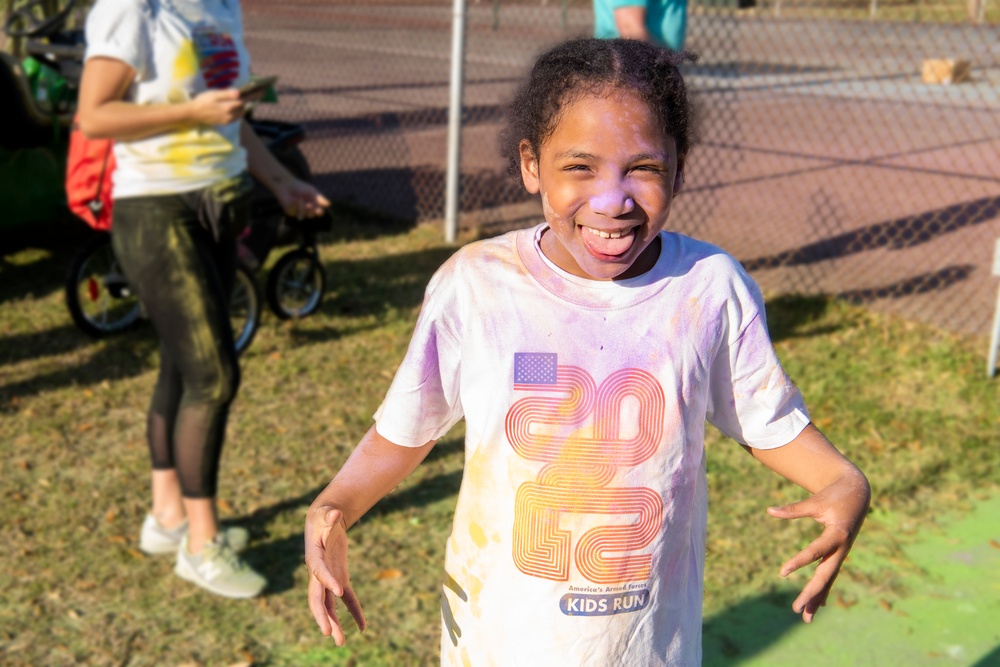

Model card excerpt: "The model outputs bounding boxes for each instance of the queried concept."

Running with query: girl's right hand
[305,505,367,645]
[187,89,245,126]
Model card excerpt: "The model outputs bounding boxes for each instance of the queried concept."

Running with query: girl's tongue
[581,225,635,257]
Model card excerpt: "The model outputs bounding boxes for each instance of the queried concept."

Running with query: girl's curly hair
[498,37,698,186]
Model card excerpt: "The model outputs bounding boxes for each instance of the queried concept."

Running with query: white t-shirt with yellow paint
[85,0,250,198]
[373,225,811,666]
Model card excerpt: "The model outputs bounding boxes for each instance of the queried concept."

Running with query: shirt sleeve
[84,0,154,79]
[706,267,810,450]
[373,269,465,448]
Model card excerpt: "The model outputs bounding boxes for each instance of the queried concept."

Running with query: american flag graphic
[514,353,558,386]
[193,28,240,89]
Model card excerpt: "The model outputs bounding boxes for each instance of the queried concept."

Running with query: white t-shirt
[85,0,250,197]
[374,225,810,666]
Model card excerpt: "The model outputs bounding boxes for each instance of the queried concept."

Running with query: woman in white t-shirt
[76,0,328,599]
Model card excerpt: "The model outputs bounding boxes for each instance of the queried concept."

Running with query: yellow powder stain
[461,647,472,666]
[463,438,496,495]
[468,522,488,549]
[467,574,483,599]
[173,40,199,81]
[159,128,233,178]
[166,86,188,104]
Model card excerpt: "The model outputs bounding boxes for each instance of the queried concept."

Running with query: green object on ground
[704,494,1000,666]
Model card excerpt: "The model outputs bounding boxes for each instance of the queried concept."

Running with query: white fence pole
[988,238,1000,377]
[444,0,467,244]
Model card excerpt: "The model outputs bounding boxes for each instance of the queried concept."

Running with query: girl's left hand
[767,472,870,623]
[275,179,331,219]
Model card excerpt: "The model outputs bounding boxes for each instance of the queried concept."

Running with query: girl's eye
[632,165,661,173]
[564,164,589,172]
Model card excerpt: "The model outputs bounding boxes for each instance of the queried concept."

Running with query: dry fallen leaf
[878,599,893,612]
[834,593,857,609]
[989,539,1000,550]
[376,568,404,580]
[76,423,94,432]
[105,509,116,523]
[127,548,145,560]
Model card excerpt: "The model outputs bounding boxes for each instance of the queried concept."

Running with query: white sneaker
[139,514,249,555]
[174,534,266,598]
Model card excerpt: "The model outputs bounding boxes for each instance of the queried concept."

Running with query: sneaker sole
[173,558,265,599]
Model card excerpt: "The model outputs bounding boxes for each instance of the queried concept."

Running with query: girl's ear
[519,140,540,194]
[673,157,685,194]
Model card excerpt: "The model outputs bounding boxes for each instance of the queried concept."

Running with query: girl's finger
[766,498,816,520]
[778,528,843,577]
[304,549,344,596]
[307,575,334,636]
[791,558,840,622]
[340,585,368,632]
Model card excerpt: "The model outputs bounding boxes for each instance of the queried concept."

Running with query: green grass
[2,219,998,666]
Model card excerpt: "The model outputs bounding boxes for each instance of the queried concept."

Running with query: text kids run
[305,37,871,666]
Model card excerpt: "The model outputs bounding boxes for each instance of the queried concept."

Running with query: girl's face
[519,88,683,281]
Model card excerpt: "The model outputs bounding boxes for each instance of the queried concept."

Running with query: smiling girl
[304,37,870,665]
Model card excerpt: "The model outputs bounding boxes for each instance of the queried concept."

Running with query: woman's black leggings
[112,177,251,498]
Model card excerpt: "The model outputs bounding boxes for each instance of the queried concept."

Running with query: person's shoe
[174,534,266,599]
[139,514,249,555]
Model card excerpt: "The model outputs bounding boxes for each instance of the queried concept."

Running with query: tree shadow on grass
[702,589,800,665]
[281,245,458,346]
[0,322,101,367]
[0,247,73,306]
[971,646,1000,666]
[0,331,159,413]
[1,242,459,403]
[764,294,843,344]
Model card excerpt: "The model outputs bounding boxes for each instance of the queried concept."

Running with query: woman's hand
[274,179,332,220]
[187,89,246,126]
[305,505,367,645]
[240,121,331,216]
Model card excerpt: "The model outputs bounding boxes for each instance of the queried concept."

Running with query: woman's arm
[305,426,435,644]
[241,120,330,217]
[76,56,245,141]
[614,6,652,42]
[746,423,871,623]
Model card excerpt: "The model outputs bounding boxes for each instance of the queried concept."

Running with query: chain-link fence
[245,0,999,338]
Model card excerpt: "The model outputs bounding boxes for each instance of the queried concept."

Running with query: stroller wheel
[231,265,262,354]
[266,248,325,319]
[65,234,142,337]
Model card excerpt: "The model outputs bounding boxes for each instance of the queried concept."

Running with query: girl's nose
[589,181,635,217]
